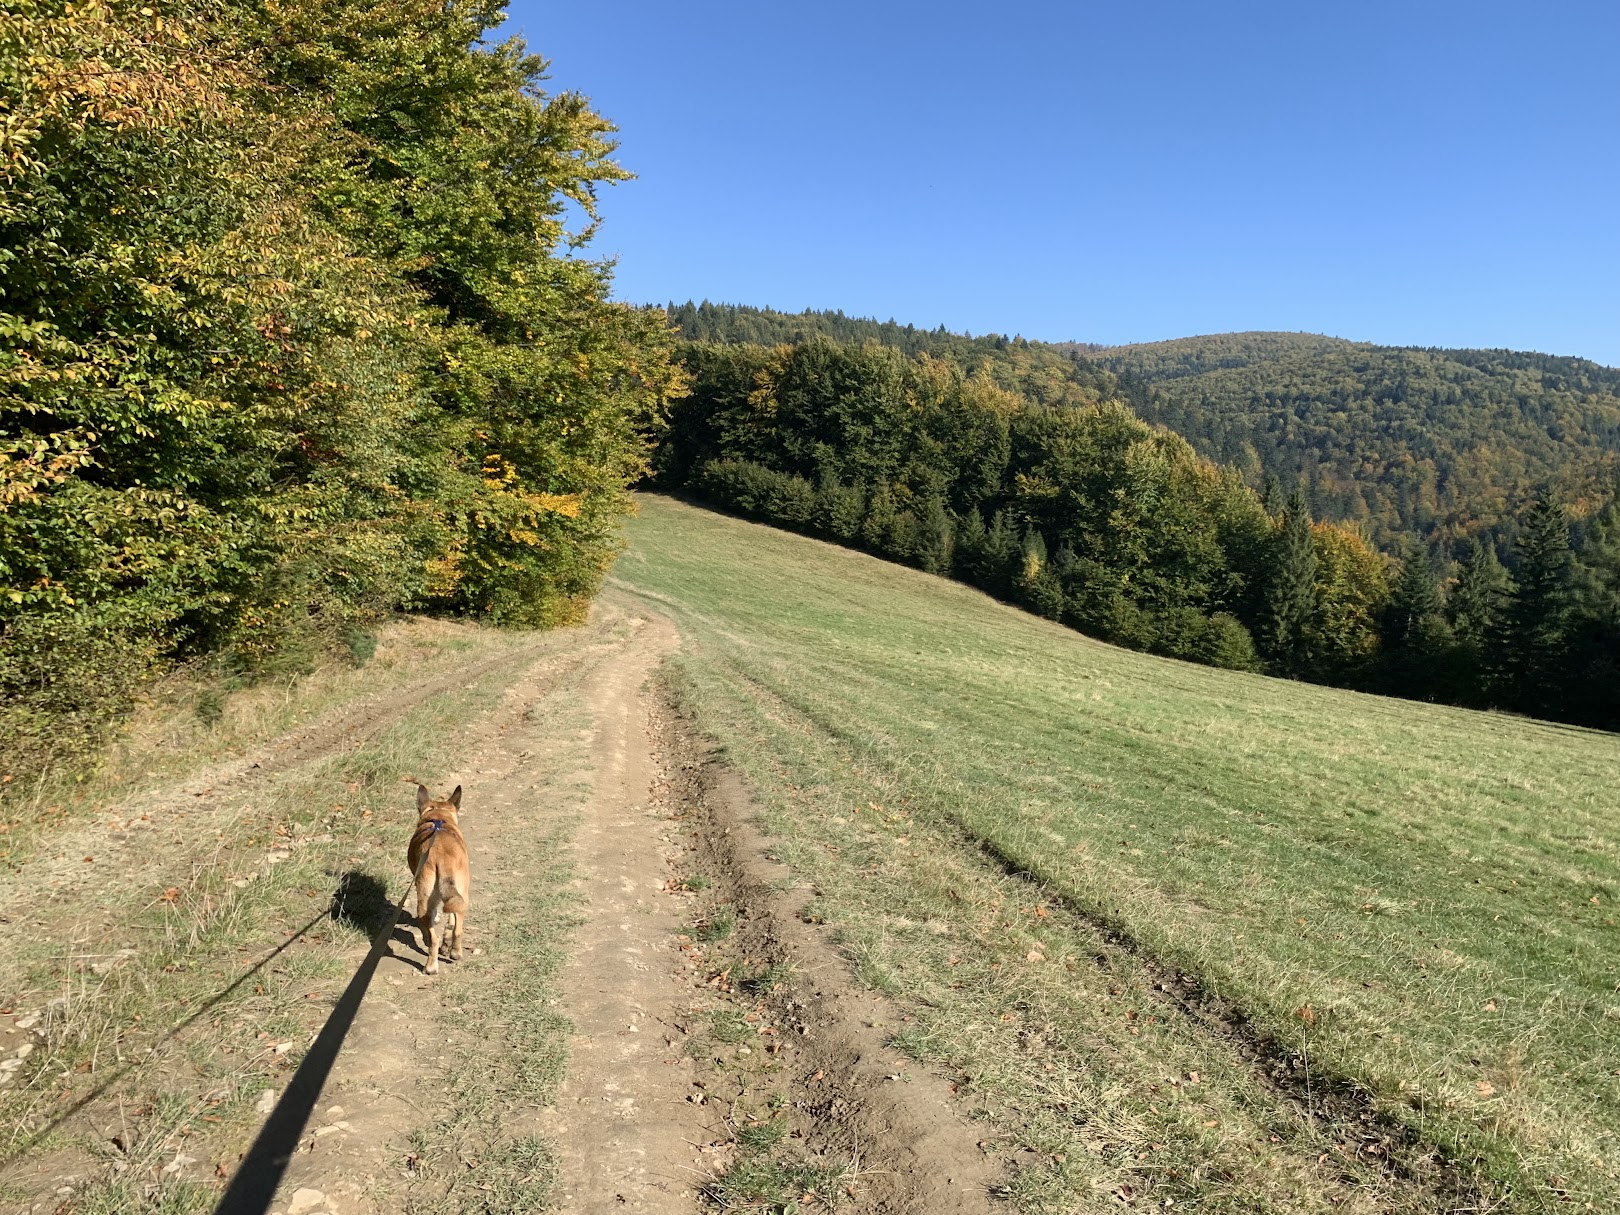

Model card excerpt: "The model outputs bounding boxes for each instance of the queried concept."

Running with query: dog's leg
[448,906,465,961]
[414,865,434,958]
[423,891,444,975]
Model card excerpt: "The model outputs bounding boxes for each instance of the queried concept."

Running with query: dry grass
[0,618,532,869]
[0,623,557,1213]
[613,494,1620,1214]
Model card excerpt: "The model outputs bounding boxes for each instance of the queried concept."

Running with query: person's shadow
[213,867,420,1215]
[331,868,426,962]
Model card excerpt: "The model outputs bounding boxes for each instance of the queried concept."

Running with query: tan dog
[407,784,470,975]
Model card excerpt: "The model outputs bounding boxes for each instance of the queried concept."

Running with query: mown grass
[613,494,1620,1213]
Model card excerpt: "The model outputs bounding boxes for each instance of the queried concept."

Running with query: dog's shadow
[329,870,429,963]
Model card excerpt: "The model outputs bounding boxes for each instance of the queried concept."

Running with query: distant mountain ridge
[664,303,1620,545]
[1084,332,1620,543]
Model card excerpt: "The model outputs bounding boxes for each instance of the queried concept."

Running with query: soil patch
[654,687,1003,1214]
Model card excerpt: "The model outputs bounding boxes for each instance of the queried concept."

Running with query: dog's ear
[416,783,430,811]
[449,785,462,810]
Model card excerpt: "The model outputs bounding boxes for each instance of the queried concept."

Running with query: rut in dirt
[650,685,1002,1214]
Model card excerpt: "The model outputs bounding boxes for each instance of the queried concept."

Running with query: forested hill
[657,302,1620,732]
[667,304,1620,548]
[1076,333,1620,546]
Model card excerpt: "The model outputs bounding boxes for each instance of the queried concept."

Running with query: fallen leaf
[1476,1080,1495,1097]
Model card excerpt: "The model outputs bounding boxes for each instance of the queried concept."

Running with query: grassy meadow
[615,495,1619,1214]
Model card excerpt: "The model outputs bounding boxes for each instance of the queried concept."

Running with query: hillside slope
[1082,332,1620,544]
[616,494,1619,1214]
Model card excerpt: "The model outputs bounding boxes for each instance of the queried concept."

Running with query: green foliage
[669,337,1276,682]
[1387,551,1445,646]
[1449,540,1508,646]
[0,0,681,775]
[1379,550,1454,700]
[1493,492,1574,715]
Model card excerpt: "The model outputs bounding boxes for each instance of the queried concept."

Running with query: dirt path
[657,707,1001,1214]
[257,611,704,1215]
[2,598,1000,1214]
[530,611,708,1213]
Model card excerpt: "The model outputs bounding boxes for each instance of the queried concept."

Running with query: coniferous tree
[1496,492,1574,714]
[861,483,897,553]
[1387,550,1444,646]
[918,498,954,575]
[815,470,864,541]
[1382,549,1452,698]
[1448,539,1508,647]
[954,507,988,581]
[1260,474,1284,517]
[1567,503,1620,728]
[983,510,1019,596]
[1263,490,1319,675]
[1447,538,1508,703]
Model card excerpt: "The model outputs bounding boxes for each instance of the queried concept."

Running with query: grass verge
[613,494,1620,1213]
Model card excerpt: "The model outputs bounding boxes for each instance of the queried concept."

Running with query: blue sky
[503,1,1620,365]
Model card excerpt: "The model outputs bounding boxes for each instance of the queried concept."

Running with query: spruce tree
[1448,539,1507,647]
[1387,550,1443,647]
[982,510,1018,596]
[1497,491,1574,714]
[1260,474,1284,517]
[1566,503,1620,728]
[1383,549,1452,698]
[861,483,897,553]
[1447,538,1508,704]
[919,498,954,575]
[954,507,988,582]
[1262,490,1319,675]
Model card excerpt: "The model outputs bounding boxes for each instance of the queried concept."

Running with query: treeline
[1085,332,1620,547]
[669,305,1620,556]
[668,299,1102,363]
[657,336,1620,731]
[0,0,682,777]
[656,338,1389,675]
[663,300,1115,411]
